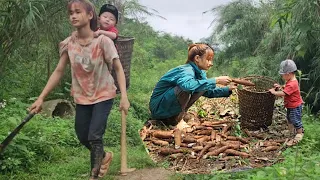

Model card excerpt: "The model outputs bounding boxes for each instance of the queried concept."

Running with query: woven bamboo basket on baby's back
[112,36,135,93]
[238,76,276,130]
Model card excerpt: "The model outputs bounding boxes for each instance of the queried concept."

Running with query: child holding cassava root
[269,59,304,146]
[29,0,129,179]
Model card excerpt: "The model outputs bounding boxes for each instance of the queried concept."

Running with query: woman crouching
[149,43,235,126]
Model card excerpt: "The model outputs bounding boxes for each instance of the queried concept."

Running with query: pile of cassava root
[139,96,292,174]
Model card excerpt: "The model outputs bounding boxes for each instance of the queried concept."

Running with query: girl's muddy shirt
[59,35,119,104]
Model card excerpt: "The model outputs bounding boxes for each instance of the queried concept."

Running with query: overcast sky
[139,0,233,42]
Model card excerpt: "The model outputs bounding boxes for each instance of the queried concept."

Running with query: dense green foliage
[207,0,320,114]
[1,99,320,179]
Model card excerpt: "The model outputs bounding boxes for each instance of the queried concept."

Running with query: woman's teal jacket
[149,62,231,119]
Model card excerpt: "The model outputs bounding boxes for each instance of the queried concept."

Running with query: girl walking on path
[29,0,129,179]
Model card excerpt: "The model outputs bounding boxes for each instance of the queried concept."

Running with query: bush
[0,99,79,173]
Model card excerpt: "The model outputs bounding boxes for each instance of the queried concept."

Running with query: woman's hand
[228,83,237,91]
[29,98,44,114]
[269,88,276,94]
[119,97,130,115]
[93,30,101,37]
[215,76,232,86]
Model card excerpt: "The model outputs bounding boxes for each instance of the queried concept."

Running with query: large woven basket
[238,76,276,130]
[112,36,135,93]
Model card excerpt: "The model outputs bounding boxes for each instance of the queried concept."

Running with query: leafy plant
[209,0,320,114]
[198,109,208,118]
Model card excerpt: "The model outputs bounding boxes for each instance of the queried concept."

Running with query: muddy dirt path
[115,167,174,180]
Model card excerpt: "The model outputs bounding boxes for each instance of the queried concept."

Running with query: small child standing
[95,4,119,43]
[269,59,304,146]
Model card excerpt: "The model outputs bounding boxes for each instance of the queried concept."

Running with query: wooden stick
[120,110,135,175]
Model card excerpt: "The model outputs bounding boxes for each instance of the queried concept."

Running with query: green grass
[1,56,320,180]
[1,116,319,180]
[0,145,155,180]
